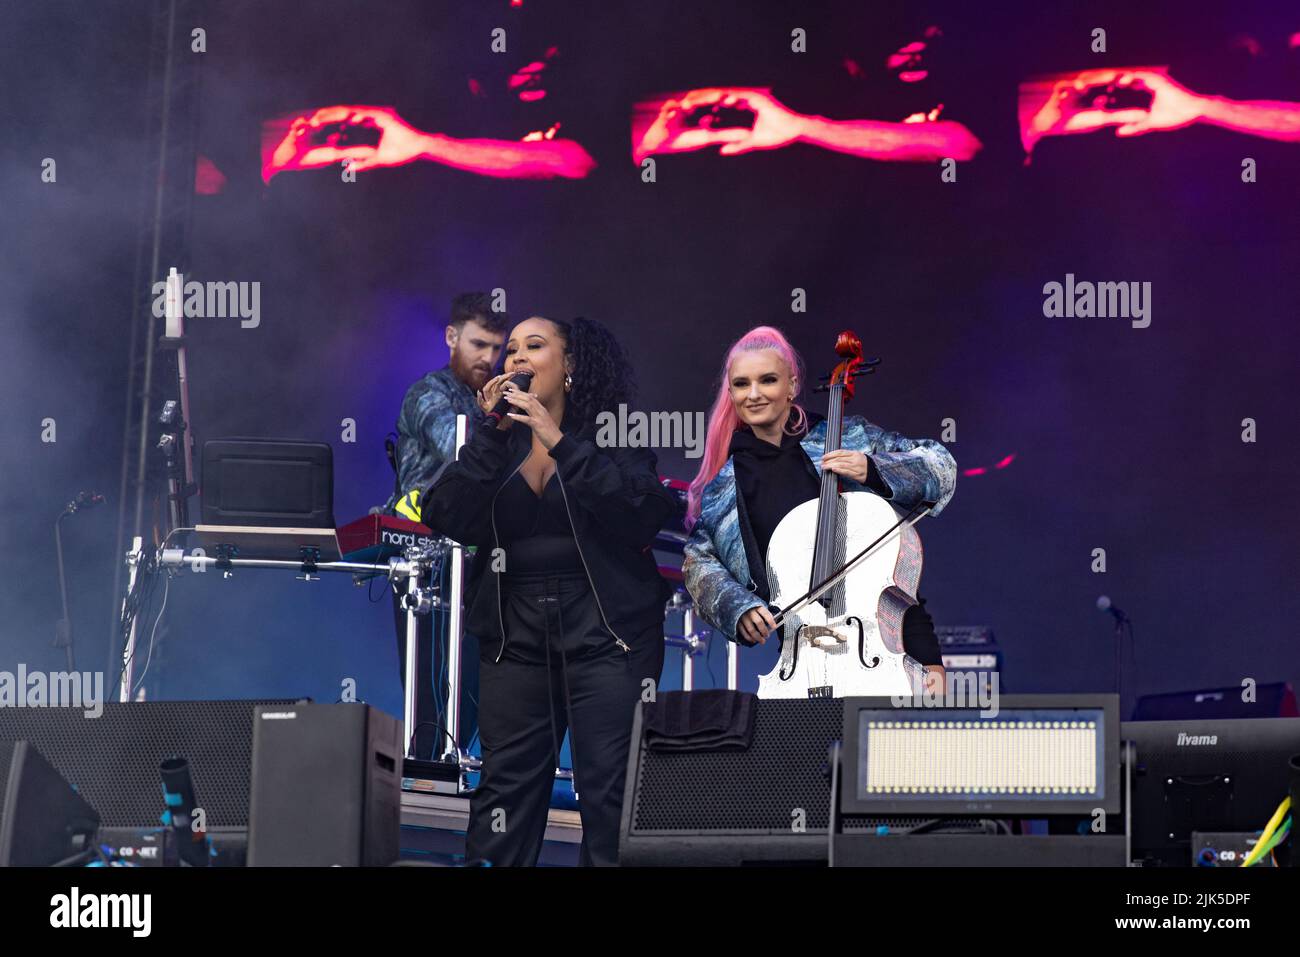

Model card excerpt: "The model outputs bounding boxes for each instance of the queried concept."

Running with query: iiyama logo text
[1176,732,1218,746]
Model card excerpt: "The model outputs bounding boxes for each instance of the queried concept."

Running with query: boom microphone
[486,371,534,423]
[1095,595,1129,623]
[63,491,105,515]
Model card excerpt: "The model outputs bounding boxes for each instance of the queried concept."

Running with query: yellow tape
[395,489,421,521]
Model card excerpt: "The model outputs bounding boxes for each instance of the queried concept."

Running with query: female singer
[420,315,674,867]
[682,326,957,689]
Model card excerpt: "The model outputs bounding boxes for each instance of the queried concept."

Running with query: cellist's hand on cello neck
[738,605,779,645]
[820,449,871,483]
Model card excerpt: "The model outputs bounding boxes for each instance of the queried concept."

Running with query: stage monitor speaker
[620,697,845,866]
[247,703,402,867]
[0,699,303,829]
[0,741,101,866]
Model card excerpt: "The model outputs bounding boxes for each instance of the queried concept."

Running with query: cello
[757,331,929,699]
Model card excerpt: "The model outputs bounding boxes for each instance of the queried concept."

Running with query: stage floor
[399,788,583,866]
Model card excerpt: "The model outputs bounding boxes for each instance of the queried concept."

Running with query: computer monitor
[1124,717,1300,866]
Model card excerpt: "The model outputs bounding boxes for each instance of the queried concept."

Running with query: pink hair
[686,326,806,528]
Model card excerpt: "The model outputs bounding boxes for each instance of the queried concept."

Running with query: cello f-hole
[779,623,799,681]
[849,616,880,670]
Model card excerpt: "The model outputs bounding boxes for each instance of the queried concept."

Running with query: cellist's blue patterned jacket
[682,415,957,644]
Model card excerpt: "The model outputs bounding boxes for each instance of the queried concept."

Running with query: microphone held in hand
[486,371,534,423]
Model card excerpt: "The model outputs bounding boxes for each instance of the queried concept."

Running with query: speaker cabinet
[247,703,401,866]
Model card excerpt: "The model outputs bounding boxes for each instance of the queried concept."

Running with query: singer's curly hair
[547,316,637,429]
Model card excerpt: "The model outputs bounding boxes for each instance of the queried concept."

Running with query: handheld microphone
[486,371,534,423]
[1096,595,1129,623]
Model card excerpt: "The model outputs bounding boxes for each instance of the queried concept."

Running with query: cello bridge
[801,625,847,649]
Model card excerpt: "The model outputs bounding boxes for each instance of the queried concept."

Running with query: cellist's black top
[729,411,942,666]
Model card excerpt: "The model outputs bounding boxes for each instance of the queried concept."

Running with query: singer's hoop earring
[564,374,573,393]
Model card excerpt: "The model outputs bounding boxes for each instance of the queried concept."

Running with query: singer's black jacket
[420,415,676,659]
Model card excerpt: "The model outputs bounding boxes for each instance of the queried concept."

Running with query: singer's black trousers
[465,571,663,867]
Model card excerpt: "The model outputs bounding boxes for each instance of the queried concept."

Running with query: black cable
[905,818,947,835]
[111,553,160,698]
[411,720,460,757]
[366,568,394,602]
[51,840,109,868]
[50,848,96,867]
[117,561,157,679]
[432,602,448,745]
[130,571,172,697]
[118,552,156,647]
[112,527,191,696]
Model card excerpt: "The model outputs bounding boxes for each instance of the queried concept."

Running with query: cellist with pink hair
[682,326,957,691]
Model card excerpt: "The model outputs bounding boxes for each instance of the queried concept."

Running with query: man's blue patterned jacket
[385,366,482,512]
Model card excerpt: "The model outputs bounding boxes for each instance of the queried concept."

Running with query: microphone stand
[1114,618,1123,719]
[53,509,76,672]
[1098,599,1133,719]
[1111,613,1133,721]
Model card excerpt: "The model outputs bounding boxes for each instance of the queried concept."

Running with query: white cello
[757,331,929,700]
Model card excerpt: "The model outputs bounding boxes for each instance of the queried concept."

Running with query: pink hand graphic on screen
[1021,70,1155,150]
[1020,67,1300,154]
[262,105,595,182]
[633,92,752,161]
[1111,69,1300,141]
[633,86,980,164]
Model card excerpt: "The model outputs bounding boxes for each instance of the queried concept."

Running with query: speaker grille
[631,698,842,832]
[0,700,299,828]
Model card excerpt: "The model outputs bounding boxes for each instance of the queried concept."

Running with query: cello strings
[771,502,930,631]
